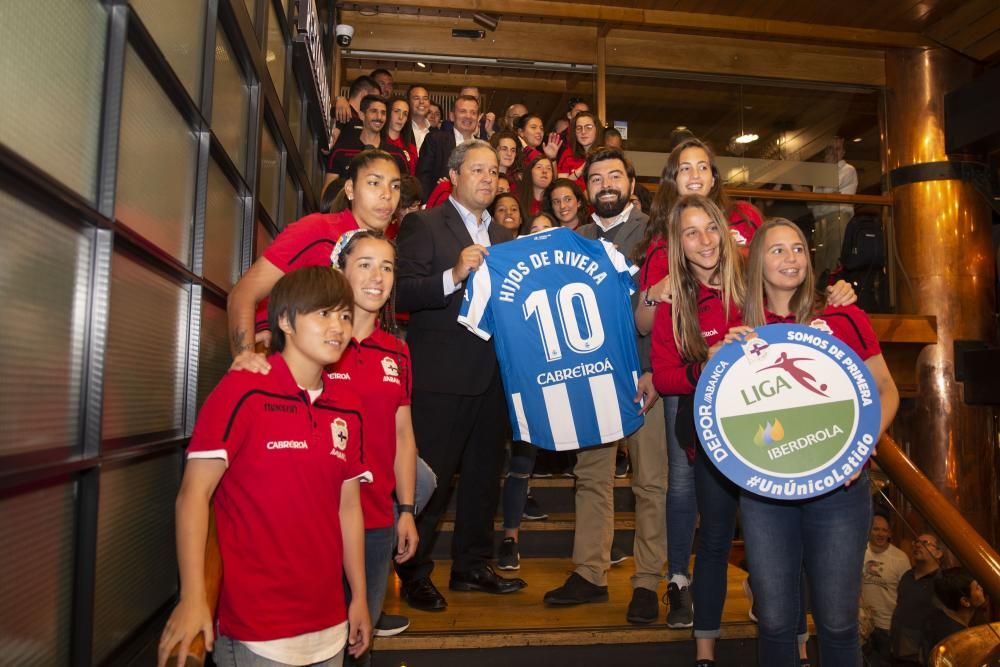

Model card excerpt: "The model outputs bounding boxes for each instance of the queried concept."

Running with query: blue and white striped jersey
[458,227,643,450]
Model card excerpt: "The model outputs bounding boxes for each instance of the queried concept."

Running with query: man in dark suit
[542,147,667,626]
[416,94,480,200]
[395,140,525,611]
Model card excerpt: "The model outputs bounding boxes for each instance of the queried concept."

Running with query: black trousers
[397,370,507,581]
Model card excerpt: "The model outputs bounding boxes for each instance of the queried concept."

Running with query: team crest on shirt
[809,318,834,335]
[381,356,401,385]
[330,418,349,460]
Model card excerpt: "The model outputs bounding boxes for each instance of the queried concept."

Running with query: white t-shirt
[861,543,911,630]
[242,622,347,664]
[811,159,858,219]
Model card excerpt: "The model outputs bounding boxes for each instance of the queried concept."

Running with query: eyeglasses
[576,124,596,132]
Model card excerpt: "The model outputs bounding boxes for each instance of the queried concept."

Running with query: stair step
[438,512,635,532]
[378,557,758,652]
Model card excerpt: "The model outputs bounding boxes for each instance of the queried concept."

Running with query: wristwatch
[643,290,655,307]
[397,504,415,514]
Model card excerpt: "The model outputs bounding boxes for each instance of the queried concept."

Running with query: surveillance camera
[335,24,354,48]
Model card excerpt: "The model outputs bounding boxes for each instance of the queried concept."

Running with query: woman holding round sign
[731,218,899,666]
[649,197,857,666]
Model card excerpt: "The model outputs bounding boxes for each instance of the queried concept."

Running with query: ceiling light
[675,125,688,131]
[852,137,862,143]
[416,61,427,69]
[734,133,759,144]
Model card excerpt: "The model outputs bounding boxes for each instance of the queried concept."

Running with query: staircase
[374,469,762,667]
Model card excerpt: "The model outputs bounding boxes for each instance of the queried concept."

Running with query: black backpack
[840,215,885,272]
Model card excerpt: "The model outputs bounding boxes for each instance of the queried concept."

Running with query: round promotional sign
[695,323,881,501]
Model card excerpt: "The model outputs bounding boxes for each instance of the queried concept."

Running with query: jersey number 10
[523,282,605,362]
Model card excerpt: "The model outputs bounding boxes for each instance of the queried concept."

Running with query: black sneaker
[665,581,694,628]
[522,494,548,521]
[615,449,630,478]
[626,587,659,624]
[497,537,520,570]
[543,572,609,606]
[373,613,410,637]
[610,546,629,566]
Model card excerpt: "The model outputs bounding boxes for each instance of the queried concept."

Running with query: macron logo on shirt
[328,371,351,380]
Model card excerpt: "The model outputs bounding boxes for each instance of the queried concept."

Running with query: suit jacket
[576,206,652,370]
[416,129,457,201]
[396,200,514,395]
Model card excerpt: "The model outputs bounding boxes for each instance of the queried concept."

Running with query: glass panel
[243,0,256,27]
[129,0,207,103]
[198,300,232,409]
[0,483,75,665]
[0,192,90,456]
[301,129,317,196]
[102,253,189,441]
[287,73,302,150]
[92,453,181,663]
[0,0,107,201]
[256,219,274,259]
[204,160,243,290]
[282,173,298,227]
[259,125,280,220]
[265,1,286,104]
[606,73,882,195]
[115,45,198,266]
[212,26,249,174]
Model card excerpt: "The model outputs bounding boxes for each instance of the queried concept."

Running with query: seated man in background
[861,512,911,667]
[920,567,987,663]
[890,533,944,666]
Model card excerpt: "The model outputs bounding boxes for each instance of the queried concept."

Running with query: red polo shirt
[728,200,762,248]
[254,210,362,332]
[187,353,370,641]
[651,282,743,396]
[329,328,412,529]
[764,303,881,361]
[556,151,587,190]
[639,236,668,291]
[262,210,361,273]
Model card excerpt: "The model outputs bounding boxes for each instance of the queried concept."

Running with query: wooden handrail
[876,434,1000,604]
[167,509,222,667]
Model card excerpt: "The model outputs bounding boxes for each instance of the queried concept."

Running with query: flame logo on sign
[753,419,785,447]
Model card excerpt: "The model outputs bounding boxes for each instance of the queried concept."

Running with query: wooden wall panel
[606,30,886,86]
[341,11,598,65]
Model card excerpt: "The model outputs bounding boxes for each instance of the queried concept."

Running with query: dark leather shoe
[543,572,609,605]
[449,564,527,593]
[401,577,447,611]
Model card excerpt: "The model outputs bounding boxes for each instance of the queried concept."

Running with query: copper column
[885,48,998,548]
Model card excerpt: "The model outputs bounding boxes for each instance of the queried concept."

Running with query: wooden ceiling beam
[346,68,594,94]
[352,0,930,48]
